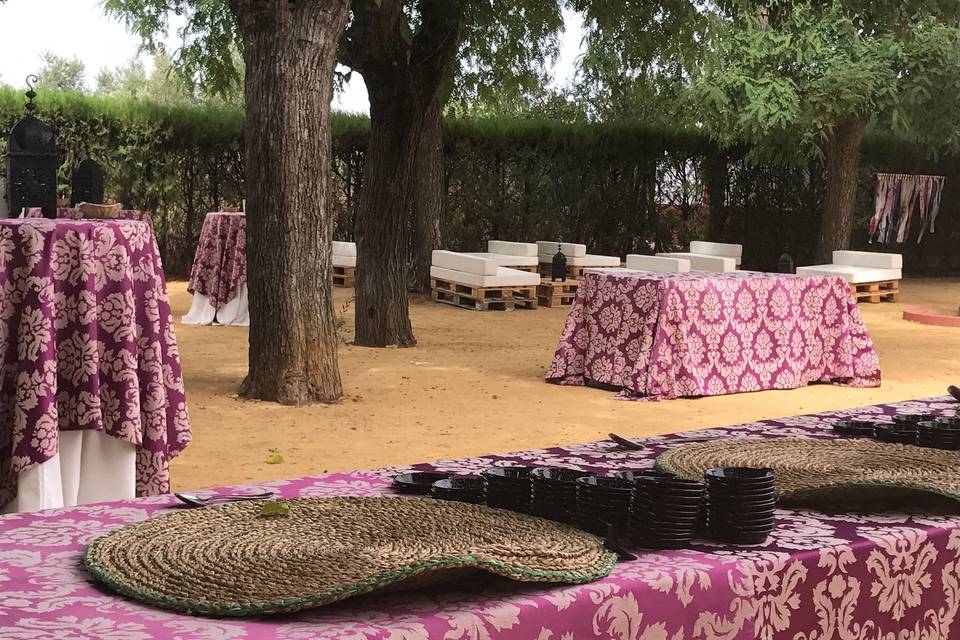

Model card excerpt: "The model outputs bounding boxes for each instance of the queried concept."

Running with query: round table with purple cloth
[547,270,881,400]
[187,211,246,311]
[26,207,153,225]
[0,218,190,508]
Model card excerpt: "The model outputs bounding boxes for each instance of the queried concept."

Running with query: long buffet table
[2,397,958,638]
[547,270,881,400]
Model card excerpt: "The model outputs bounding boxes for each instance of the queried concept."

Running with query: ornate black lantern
[551,244,567,282]
[777,245,795,274]
[4,76,59,218]
[70,159,105,206]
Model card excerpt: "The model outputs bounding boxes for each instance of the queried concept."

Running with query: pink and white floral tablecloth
[0,218,191,508]
[547,270,881,400]
[187,212,246,311]
[26,207,153,226]
[1,397,959,639]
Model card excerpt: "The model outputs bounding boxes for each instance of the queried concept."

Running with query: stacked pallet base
[539,264,589,280]
[538,279,579,307]
[431,278,538,311]
[333,266,355,288]
[850,280,898,303]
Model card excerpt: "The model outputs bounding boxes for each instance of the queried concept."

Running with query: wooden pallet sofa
[655,252,737,273]
[430,250,540,310]
[689,241,743,267]
[463,240,540,273]
[333,241,356,287]
[625,254,693,273]
[796,250,902,303]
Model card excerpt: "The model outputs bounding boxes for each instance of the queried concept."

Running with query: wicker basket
[77,202,123,219]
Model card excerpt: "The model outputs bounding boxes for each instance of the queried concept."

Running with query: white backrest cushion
[487,240,538,256]
[537,241,587,257]
[689,240,743,258]
[332,241,356,257]
[627,254,692,273]
[832,250,902,270]
[657,252,736,273]
[431,250,498,275]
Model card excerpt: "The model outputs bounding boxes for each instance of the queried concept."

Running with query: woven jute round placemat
[84,496,617,617]
[657,438,960,503]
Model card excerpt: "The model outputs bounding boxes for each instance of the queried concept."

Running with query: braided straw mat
[657,438,960,503]
[84,496,617,617]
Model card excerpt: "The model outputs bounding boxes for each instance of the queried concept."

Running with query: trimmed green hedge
[2,87,957,276]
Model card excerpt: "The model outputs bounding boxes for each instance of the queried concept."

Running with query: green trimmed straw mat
[84,496,617,617]
[657,437,960,502]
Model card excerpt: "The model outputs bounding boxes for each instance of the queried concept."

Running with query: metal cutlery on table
[174,491,275,507]
[948,385,960,403]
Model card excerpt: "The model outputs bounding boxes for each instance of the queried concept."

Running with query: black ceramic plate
[833,420,880,436]
[705,467,774,482]
[532,468,593,484]
[893,412,936,426]
[392,472,452,494]
[483,467,534,480]
[707,484,776,497]
[615,470,676,482]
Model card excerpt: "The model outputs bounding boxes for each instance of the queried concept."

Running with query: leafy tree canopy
[36,52,88,93]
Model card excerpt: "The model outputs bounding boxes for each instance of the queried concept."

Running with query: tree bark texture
[347,0,463,347]
[817,118,866,263]
[409,98,444,293]
[230,0,349,404]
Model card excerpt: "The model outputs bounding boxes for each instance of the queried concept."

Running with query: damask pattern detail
[187,212,246,311]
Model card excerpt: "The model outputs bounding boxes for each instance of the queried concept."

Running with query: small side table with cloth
[182,211,248,326]
[0,218,191,513]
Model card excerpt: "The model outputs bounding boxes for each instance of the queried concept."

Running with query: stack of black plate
[629,475,705,549]
[893,411,937,427]
[392,472,451,495]
[481,467,534,512]
[874,423,918,445]
[704,467,776,545]
[575,476,633,535]
[832,420,878,437]
[531,467,593,524]
[917,418,960,450]
[431,477,485,504]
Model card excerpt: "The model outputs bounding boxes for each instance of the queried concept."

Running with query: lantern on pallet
[551,244,567,282]
[4,76,59,218]
[777,245,795,274]
[70,159,105,206]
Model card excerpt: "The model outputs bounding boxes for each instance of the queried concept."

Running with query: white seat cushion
[690,241,742,258]
[539,254,621,267]
[537,241,587,257]
[464,252,538,267]
[487,240,537,257]
[657,252,736,273]
[626,254,692,273]
[833,250,902,270]
[582,267,641,275]
[333,255,356,268]
[332,241,356,257]
[430,265,541,288]
[796,264,902,284]
[432,250,498,275]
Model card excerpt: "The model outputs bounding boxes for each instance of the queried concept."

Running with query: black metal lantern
[70,159,105,206]
[777,245,795,274]
[4,77,59,218]
[551,244,567,282]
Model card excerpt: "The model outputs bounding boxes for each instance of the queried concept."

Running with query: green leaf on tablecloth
[266,450,284,464]
[259,501,290,517]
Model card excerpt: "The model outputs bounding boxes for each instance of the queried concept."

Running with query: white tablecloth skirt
[181,284,249,326]
[1,431,136,514]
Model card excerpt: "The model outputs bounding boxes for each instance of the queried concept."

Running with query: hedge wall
[2,87,958,277]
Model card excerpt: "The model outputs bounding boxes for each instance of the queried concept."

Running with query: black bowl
[483,466,535,481]
[893,412,936,426]
[874,427,918,444]
[393,472,452,494]
[616,469,677,483]
[705,467,775,483]
[532,467,593,484]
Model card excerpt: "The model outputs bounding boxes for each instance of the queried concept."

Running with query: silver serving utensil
[174,491,275,507]
[948,385,960,402]
[609,432,726,450]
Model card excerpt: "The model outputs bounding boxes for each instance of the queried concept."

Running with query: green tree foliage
[694,1,960,162]
[36,52,88,93]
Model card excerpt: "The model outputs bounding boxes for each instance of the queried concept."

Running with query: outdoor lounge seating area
[797,249,903,302]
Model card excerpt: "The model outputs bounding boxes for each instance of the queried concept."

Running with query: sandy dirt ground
[168,278,960,491]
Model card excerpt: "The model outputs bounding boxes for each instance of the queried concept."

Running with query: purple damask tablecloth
[2,397,959,639]
[547,270,881,400]
[26,207,153,225]
[0,218,191,508]
[187,212,246,311]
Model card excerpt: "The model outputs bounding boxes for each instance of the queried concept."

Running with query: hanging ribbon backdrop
[869,172,945,244]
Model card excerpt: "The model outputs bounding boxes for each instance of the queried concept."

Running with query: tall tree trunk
[705,153,728,240]
[408,98,444,293]
[353,75,423,347]
[817,118,866,263]
[231,0,349,404]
